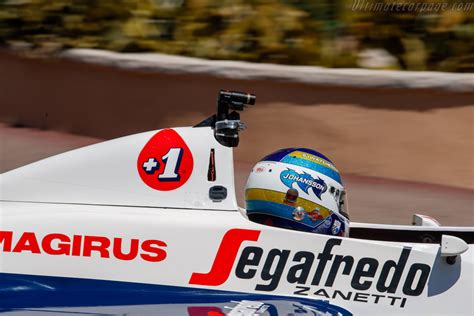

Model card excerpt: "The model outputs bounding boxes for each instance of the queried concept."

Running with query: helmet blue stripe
[260,148,341,184]
[280,156,342,184]
[247,200,346,236]
[261,148,334,164]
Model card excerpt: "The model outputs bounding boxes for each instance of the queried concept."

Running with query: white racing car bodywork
[0,93,473,315]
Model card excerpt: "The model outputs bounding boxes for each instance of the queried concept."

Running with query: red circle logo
[137,129,194,191]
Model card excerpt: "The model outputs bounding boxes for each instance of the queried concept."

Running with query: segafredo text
[190,229,432,308]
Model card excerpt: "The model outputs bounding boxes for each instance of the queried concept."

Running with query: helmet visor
[338,190,349,220]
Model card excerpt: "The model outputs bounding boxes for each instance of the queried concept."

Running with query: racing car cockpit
[194,89,471,250]
[197,90,350,237]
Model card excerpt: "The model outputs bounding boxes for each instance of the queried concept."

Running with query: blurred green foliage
[0,0,473,71]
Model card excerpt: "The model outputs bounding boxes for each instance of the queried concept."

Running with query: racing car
[0,90,473,315]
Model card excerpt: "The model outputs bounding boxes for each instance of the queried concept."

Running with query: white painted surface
[441,235,469,257]
[0,200,472,315]
[0,127,238,211]
[1,124,473,315]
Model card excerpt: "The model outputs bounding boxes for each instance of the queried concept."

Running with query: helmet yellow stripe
[289,151,338,172]
[245,188,332,218]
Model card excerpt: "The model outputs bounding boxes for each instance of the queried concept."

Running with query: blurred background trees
[0,0,473,71]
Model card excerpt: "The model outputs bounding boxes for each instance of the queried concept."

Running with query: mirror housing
[412,214,440,227]
[440,234,468,265]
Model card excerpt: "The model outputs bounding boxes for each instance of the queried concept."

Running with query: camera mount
[195,90,256,147]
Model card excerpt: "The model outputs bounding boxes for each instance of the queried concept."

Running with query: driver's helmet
[245,148,349,236]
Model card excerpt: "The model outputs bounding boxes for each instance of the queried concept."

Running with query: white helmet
[245,148,349,236]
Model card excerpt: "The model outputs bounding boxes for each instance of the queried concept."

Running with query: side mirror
[440,235,468,265]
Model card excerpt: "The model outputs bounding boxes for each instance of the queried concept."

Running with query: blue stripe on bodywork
[0,272,352,315]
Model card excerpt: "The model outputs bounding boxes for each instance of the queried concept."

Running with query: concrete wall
[1,51,473,189]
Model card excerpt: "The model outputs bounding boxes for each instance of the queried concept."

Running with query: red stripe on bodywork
[189,228,260,286]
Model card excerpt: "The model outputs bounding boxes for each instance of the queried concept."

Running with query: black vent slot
[207,148,216,181]
[209,186,227,202]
